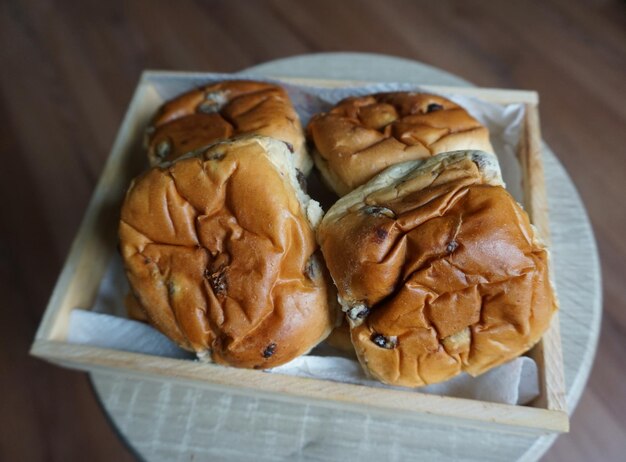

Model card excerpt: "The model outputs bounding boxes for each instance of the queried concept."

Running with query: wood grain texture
[2,0,624,461]
[518,103,567,415]
[31,340,568,435]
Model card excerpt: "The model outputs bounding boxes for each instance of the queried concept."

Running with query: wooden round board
[91,53,601,462]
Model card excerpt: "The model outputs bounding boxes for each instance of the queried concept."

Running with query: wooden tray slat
[30,340,568,435]
[519,103,567,414]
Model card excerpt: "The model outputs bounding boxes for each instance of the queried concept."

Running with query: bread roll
[120,136,335,368]
[324,319,355,355]
[307,92,493,195]
[317,151,557,387]
[146,80,312,174]
[124,292,148,322]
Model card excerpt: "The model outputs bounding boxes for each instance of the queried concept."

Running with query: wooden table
[88,53,601,462]
[4,2,625,461]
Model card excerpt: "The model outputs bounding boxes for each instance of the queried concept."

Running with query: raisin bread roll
[317,151,557,387]
[120,136,335,369]
[307,92,493,196]
[146,80,312,174]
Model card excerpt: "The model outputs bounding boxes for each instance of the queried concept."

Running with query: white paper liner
[67,76,539,406]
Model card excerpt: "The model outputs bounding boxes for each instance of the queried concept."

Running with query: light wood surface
[518,103,566,415]
[34,80,154,343]
[2,1,624,461]
[32,341,569,436]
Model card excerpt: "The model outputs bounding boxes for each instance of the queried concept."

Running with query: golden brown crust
[324,319,355,355]
[120,137,333,369]
[124,292,148,322]
[318,151,557,387]
[307,92,493,195]
[146,80,311,173]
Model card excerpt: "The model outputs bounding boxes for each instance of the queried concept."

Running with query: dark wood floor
[1,0,625,460]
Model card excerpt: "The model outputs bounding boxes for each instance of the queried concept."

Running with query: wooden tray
[30,71,568,435]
